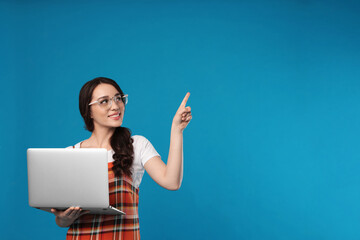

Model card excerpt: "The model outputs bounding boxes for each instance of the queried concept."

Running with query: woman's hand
[172,92,192,132]
[51,207,89,228]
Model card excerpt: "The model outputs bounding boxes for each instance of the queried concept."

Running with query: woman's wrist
[171,122,184,134]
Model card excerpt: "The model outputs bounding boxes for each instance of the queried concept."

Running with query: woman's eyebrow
[97,93,121,99]
[97,95,109,100]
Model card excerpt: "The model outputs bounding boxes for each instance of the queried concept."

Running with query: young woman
[50,77,192,239]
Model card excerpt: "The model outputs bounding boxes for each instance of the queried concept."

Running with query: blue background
[1,0,360,239]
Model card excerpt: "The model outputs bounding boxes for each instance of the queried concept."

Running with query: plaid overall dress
[66,146,140,240]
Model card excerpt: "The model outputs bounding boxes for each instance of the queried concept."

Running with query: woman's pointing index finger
[180,92,190,107]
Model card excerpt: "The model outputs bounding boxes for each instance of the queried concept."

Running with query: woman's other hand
[51,207,89,228]
[172,92,192,132]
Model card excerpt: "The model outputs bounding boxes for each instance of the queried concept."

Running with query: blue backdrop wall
[1,0,360,239]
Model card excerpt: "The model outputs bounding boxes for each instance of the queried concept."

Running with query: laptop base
[36,206,125,215]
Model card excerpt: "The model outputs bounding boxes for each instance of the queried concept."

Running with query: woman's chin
[109,120,123,128]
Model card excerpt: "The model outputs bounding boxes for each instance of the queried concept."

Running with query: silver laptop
[27,148,125,215]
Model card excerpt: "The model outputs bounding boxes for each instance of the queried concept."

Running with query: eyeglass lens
[101,95,127,108]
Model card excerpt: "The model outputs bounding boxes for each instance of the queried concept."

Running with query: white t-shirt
[66,135,160,188]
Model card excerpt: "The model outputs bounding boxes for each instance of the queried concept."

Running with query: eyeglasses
[89,94,128,109]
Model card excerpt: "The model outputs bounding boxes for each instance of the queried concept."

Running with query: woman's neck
[87,126,116,150]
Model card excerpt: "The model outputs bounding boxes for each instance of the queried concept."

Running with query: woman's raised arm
[144,93,192,190]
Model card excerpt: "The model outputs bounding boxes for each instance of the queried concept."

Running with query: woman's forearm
[164,123,184,190]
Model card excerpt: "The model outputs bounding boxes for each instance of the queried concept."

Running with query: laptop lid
[27,148,110,209]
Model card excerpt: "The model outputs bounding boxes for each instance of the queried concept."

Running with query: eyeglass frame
[88,94,128,108]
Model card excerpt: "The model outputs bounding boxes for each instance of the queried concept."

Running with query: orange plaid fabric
[66,162,140,240]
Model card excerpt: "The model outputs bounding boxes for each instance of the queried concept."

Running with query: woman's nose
[110,99,121,110]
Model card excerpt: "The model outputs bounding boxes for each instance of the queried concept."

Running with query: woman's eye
[115,97,122,102]
[100,99,108,104]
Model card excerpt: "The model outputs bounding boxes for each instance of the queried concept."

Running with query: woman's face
[90,83,125,130]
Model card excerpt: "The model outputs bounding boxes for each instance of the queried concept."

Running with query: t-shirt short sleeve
[134,135,161,167]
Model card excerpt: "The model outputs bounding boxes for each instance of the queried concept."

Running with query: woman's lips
[110,115,121,120]
[109,113,121,120]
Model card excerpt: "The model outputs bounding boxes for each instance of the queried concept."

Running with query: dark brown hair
[79,77,134,178]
